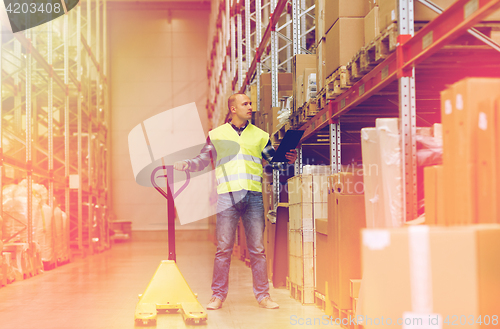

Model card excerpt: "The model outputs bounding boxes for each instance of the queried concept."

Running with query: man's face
[232,94,253,121]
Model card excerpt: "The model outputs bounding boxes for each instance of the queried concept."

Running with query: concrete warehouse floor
[0,239,336,329]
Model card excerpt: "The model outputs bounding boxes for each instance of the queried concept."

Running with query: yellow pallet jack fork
[134,166,207,326]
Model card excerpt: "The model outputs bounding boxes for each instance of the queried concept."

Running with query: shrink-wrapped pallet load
[3,180,54,263]
[360,118,403,228]
[53,207,64,262]
[15,180,53,263]
[62,211,69,260]
[376,118,403,227]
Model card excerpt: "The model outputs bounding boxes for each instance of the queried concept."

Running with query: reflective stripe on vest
[216,154,262,167]
[217,173,263,185]
[209,123,269,193]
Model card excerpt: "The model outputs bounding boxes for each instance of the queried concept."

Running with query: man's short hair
[227,93,248,111]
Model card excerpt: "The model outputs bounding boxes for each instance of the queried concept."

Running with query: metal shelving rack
[1,0,110,263]
[207,0,500,222]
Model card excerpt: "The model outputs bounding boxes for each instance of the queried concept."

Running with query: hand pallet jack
[134,166,207,326]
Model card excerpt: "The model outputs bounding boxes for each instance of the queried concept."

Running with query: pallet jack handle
[151,165,190,262]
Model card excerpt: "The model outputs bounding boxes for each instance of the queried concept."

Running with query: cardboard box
[328,178,366,310]
[497,98,500,224]
[279,90,292,97]
[367,0,377,11]
[260,84,272,115]
[260,72,293,86]
[260,87,292,115]
[440,78,500,225]
[303,68,317,104]
[332,171,364,195]
[251,84,257,112]
[315,217,328,295]
[296,75,304,109]
[378,0,397,39]
[352,297,358,314]
[364,6,379,46]
[435,165,445,226]
[361,225,500,329]
[271,107,280,134]
[350,279,361,298]
[288,174,313,205]
[317,39,326,92]
[324,0,369,35]
[292,55,316,112]
[477,98,498,224]
[424,165,437,225]
[440,86,454,226]
[262,113,270,134]
[253,111,261,129]
[325,18,364,79]
[313,174,329,203]
[315,0,325,45]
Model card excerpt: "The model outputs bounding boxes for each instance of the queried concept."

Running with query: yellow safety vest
[209,123,269,194]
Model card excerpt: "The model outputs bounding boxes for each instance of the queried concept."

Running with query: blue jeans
[211,190,270,302]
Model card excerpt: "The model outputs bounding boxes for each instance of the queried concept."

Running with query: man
[174,93,297,310]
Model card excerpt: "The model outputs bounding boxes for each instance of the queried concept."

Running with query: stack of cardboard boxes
[292,55,317,113]
[316,0,500,96]
[361,225,500,329]
[325,171,365,313]
[255,72,293,135]
[288,168,329,304]
[426,78,500,226]
[359,78,500,327]
[324,0,368,83]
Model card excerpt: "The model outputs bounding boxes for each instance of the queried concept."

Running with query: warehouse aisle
[0,239,335,329]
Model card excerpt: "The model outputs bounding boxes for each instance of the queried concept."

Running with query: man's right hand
[173,161,189,171]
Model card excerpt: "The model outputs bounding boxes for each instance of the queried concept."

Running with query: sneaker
[259,296,279,309]
[207,297,222,310]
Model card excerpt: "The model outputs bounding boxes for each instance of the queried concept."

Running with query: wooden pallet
[272,122,290,143]
[346,51,364,84]
[359,46,379,74]
[330,303,356,329]
[289,282,301,301]
[289,110,304,129]
[345,23,400,87]
[314,291,326,311]
[376,22,399,59]
[316,88,327,110]
[325,66,348,100]
[300,100,318,121]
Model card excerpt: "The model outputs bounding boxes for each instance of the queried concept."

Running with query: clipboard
[271,130,304,163]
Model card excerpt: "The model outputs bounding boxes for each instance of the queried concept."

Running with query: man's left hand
[285,149,298,164]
